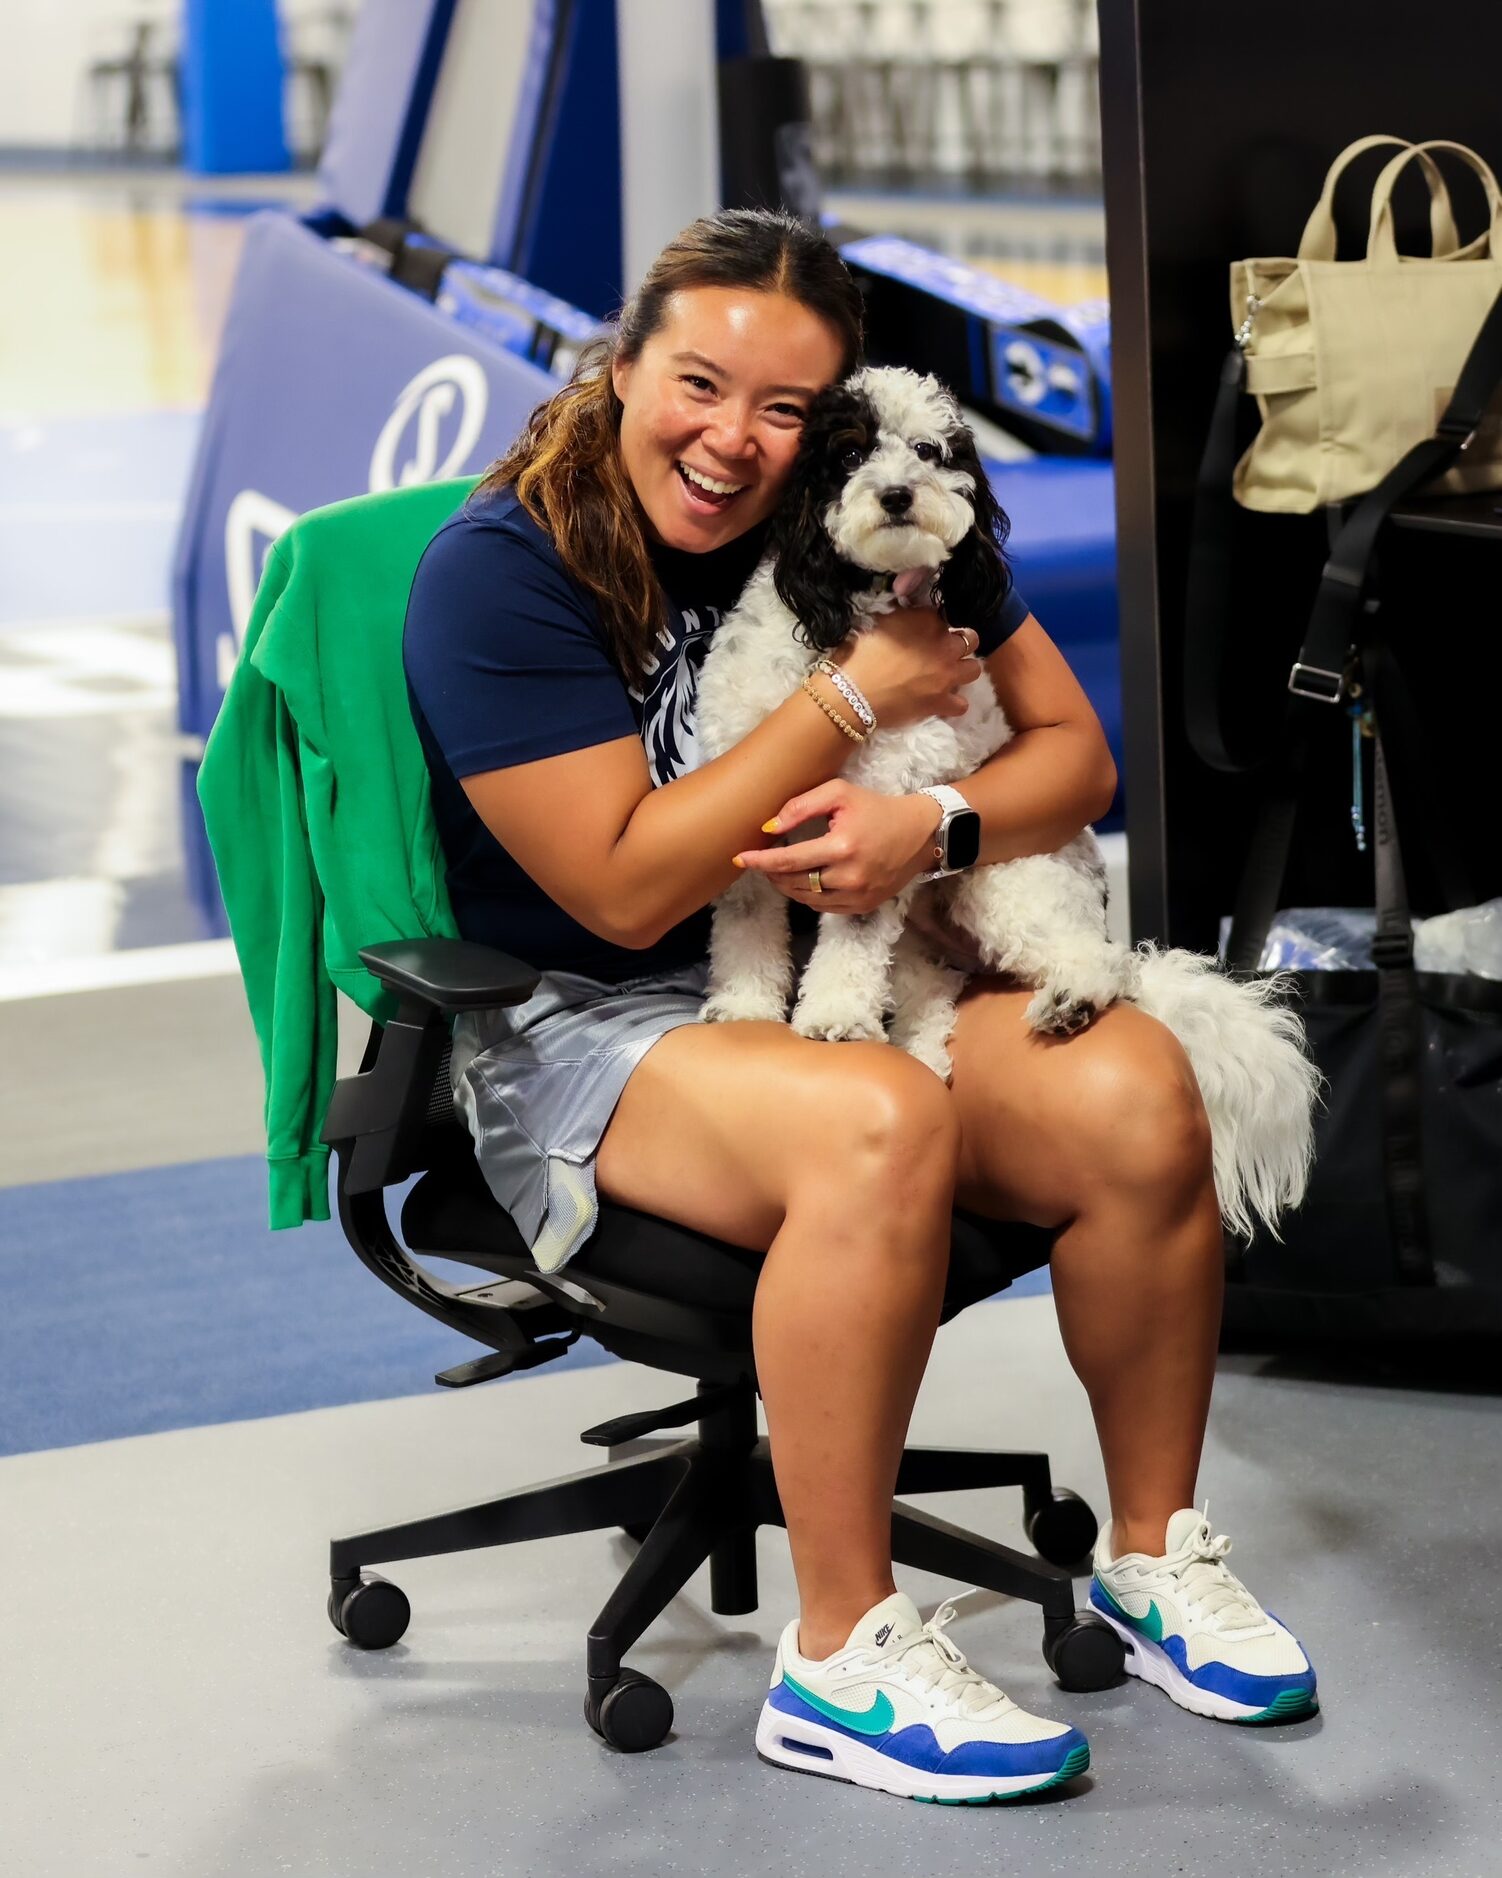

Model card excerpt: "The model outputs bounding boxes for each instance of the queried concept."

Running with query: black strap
[1223,633,1436,1286]
[1360,639,1481,916]
[355,216,460,302]
[1367,699,1435,1285]
[1183,348,1257,773]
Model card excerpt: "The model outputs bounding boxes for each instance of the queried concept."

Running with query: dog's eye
[839,448,864,473]
[911,440,941,463]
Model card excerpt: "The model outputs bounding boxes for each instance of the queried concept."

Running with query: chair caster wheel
[1025,1487,1099,1569]
[584,1669,674,1752]
[329,1574,410,1650]
[1043,1613,1124,1691]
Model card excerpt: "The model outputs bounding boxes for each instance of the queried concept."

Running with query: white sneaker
[756,1587,1090,1804]
[1090,1504,1319,1724]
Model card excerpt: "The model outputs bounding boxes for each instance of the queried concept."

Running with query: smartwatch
[913,784,982,882]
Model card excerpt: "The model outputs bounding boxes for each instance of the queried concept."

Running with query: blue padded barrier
[171,213,561,740]
[436,259,606,377]
[839,232,1113,457]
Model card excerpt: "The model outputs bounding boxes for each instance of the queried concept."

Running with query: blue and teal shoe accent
[766,1671,1092,1789]
[911,1742,1092,1803]
[1090,1576,1318,1722]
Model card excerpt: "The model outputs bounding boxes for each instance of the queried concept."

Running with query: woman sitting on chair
[402,208,1317,1804]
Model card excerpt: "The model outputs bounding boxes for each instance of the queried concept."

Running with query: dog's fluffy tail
[1127,941,1327,1246]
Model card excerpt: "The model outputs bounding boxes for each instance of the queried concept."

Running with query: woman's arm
[461,668,860,950]
[917,615,1118,863]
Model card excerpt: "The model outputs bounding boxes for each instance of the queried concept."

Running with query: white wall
[0,1,363,153]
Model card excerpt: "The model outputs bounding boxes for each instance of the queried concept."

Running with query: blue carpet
[0,1155,1052,1459]
[0,1154,616,1458]
[992,1264,1053,1302]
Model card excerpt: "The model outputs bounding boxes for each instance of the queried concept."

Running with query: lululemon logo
[369,354,489,493]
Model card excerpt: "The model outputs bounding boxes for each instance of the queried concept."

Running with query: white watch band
[918,784,973,818]
[915,784,975,882]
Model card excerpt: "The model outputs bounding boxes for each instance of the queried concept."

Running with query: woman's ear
[933,432,1013,631]
[610,352,632,404]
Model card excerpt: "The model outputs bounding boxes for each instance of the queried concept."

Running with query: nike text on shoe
[756,1588,1090,1804]
[1090,1504,1319,1724]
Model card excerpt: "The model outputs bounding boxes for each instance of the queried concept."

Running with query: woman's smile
[675,459,751,514]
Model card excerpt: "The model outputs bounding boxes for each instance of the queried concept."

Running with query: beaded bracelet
[800,672,868,742]
[813,657,877,732]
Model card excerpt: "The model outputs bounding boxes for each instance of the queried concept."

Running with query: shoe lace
[883,1588,1016,1718]
[1169,1502,1269,1633]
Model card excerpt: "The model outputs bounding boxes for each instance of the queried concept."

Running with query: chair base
[327,1380,1126,1748]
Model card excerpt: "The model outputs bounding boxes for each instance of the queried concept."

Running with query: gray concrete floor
[5,1288,1500,1877]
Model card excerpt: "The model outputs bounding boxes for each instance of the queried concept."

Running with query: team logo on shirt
[632,606,720,785]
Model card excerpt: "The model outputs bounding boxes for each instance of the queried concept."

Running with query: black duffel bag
[1212,641,1502,1341]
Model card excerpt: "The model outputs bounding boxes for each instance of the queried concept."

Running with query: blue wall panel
[181,0,290,176]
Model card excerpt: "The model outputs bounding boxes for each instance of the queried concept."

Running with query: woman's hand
[838,610,982,730]
[731,780,942,915]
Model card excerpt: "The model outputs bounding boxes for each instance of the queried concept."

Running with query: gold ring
[951,625,979,655]
[809,869,823,894]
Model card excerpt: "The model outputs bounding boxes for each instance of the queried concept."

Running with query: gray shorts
[448,954,716,1274]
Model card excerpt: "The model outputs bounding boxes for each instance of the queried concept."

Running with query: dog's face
[769,366,1012,652]
[819,368,980,572]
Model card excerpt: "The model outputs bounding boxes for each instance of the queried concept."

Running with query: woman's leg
[595,1020,962,1660]
[945,978,1224,1561]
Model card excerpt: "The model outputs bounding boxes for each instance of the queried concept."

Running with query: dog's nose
[879,486,912,516]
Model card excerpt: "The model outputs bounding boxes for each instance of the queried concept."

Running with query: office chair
[320,936,1127,1753]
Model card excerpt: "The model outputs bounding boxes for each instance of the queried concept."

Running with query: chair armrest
[323,941,537,1194]
[359,939,540,1012]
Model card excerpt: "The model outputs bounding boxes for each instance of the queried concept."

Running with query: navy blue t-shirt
[402,484,1030,983]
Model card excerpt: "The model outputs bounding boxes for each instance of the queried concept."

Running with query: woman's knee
[1069,1020,1214,1198]
[799,1044,961,1198]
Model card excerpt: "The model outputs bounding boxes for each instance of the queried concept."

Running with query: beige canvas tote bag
[1232,134,1502,512]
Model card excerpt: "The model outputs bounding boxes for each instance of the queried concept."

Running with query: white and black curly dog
[694,365,1321,1245]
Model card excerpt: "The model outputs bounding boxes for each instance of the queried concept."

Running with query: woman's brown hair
[473,208,864,692]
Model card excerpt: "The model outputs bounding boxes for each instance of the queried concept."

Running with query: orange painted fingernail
[732,856,746,868]
[761,818,780,833]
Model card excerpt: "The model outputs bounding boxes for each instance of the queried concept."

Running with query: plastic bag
[1217,899,1502,978]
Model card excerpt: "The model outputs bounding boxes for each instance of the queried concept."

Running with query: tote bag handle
[1298,134,1461,261]
[1366,139,1502,266]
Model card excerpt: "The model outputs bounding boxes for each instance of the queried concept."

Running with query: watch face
[945,809,982,870]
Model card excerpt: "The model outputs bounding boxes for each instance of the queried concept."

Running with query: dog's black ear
[933,426,1013,632]
[768,385,871,653]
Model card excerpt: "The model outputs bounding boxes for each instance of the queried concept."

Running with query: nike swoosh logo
[1095,1578,1164,1643]
[782,1671,896,1736]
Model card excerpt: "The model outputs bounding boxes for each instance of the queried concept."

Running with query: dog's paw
[790,1006,887,1045]
[701,992,787,1025]
[1024,982,1101,1038]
